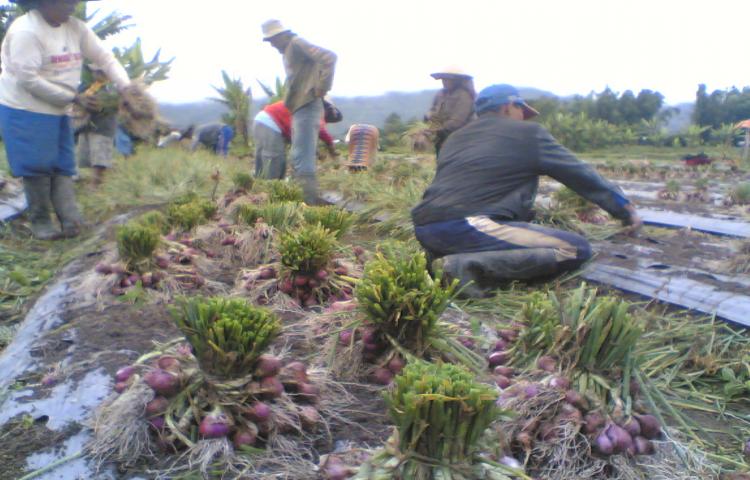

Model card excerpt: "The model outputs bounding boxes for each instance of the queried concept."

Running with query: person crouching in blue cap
[410,84,642,297]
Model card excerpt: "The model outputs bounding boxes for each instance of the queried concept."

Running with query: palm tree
[112,39,173,84]
[257,77,286,104]
[212,71,252,144]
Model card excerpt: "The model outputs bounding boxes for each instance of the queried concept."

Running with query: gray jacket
[411,115,631,226]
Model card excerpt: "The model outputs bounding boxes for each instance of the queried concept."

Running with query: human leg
[291,99,324,203]
[22,176,60,240]
[253,122,287,179]
[415,216,592,295]
[51,117,84,238]
[87,132,114,186]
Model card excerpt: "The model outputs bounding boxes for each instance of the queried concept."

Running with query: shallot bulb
[145,396,170,417]
[387,356,406,375]
[254,354,282,378]
[372,367,393,385]
[246,401,272,424]
[199,408,232,439]
[144,369,181,397]
[233,424,258,448]
[594,432,614,455]
[634,414,661,440]
[634,435,655,455]
[536,355,556,373]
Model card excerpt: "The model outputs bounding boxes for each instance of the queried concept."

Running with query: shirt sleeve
[292,37,337,94]
[79,23,130,90]
[7,31,77,107]
[535,126,632,220]
[318,122,334,145]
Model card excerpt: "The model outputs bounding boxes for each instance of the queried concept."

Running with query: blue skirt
[0,104,75,177]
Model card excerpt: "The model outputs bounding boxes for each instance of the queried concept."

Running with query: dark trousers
[415,215,592,282]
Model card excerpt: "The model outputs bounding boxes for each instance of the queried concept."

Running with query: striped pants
[414,215,592,287]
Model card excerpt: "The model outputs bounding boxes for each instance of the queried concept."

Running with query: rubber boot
[295,173,322,205]
[22,176,60,240]
[50,175,85,238]
[443,248,560,298]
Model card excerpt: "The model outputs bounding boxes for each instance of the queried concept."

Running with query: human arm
[291,37,337,97]
[318,123,339,157]
[6,31,78,107]
[79,23,130,91]
[535,127,638,226]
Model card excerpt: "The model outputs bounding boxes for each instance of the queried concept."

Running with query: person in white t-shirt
[0,0,130,239]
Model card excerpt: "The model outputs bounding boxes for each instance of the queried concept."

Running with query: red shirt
[263,101,334,146]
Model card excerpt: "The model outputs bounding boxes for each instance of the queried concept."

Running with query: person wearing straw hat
[411,84,642,297]
[261,19,337,204]
[424,66,476,156]
[0,0,130,239]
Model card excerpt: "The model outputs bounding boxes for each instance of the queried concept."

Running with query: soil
[0,418,80,480]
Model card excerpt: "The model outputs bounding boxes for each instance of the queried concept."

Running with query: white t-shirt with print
[0,10,129,116]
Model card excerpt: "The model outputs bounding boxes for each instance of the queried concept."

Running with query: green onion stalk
[355,245,485,371]
[354,361,524,480]
[116,221,161,273]
[510,284,643,409]
[169,296,281,381]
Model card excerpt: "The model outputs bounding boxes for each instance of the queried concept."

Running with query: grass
[0,147,250,335]
[78,147,246,221]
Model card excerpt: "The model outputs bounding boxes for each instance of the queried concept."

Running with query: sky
[4,0,749,105]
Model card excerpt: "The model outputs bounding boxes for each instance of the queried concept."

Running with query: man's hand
[621,203,643,235]
[73,93,100,112]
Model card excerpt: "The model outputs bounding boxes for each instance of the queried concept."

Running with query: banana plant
[112,38,173,84]
[257,76,286,104]
[212,71,252,144]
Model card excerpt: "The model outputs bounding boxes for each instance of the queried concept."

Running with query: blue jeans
[415,215,592,272]
[290,99,323,176]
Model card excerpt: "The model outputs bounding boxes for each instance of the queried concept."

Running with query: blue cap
[475,84,539,118]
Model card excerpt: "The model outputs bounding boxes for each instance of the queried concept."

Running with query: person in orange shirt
[252,100,338,180]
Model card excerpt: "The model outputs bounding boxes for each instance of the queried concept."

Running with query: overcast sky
[4,0,748,105]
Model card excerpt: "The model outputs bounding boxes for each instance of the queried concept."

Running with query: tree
[380,113,406,149]
[618,90,640,124]
[594,87,621,124]
[212,71,252,144]
[635,89,664,122]
[112,39,173,85]
[257,77,286,104]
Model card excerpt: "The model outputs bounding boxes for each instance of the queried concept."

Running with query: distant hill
[157,87,557,139]
[158,88,694,139]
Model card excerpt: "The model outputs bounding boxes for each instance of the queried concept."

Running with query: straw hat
[431,66,473,80]
[262,19,291,41]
